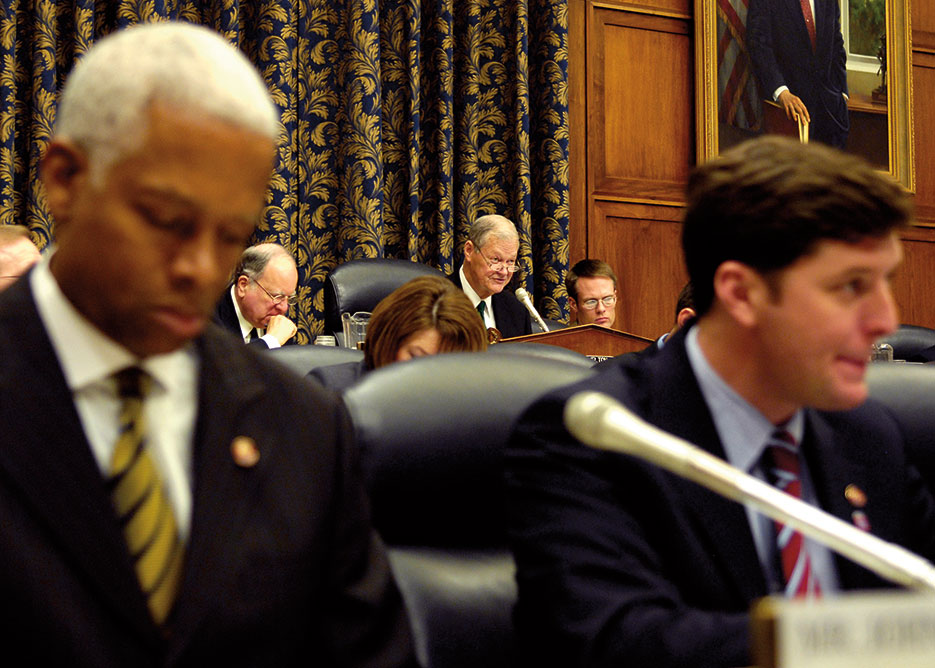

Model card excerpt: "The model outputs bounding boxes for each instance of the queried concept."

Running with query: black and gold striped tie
[108,368,184,625]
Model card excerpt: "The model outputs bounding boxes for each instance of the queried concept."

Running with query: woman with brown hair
[312,275,487,391]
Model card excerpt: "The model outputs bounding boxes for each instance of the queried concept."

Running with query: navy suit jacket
[448,271,532,339]
[506,325,935,667]
[747,0,849,147]
[212,287,270,349]
[0,277,415,667]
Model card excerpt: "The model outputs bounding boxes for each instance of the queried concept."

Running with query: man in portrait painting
[747,0,849,148]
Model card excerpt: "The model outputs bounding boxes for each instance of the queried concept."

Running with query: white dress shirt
[31,253,197,538]
[459,264,494,329]
[229,284,281,349]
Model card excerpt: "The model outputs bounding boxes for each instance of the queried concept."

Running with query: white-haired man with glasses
[449,214,532,339]
[565,259,618,328]
[214,242,299,347]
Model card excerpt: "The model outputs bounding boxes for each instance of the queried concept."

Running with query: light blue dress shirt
[684,326,840,595]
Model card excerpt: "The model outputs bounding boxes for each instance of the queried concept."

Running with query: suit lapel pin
[845,484,870,532]
[851,510,871,532]
[231,436,260,468]
[844,483,867,508]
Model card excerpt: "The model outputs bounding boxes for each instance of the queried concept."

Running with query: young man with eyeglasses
[565,259,618,328]
[449,214,532,339]
[214,242,299,348]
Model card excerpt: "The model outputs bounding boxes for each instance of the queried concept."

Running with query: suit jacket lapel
[801,412,887,590]
[168,327,268,650]
[641,330,768,603]
[0,280,159,643]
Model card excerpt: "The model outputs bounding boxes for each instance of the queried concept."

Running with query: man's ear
[40,140,89,223]
[235,274,250,296]
[712,260,768,328]
[568,296,578,323]
[675,307,696,330]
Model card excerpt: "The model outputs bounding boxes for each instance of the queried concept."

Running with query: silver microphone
[563,390,935,593]
[515,288,549,333]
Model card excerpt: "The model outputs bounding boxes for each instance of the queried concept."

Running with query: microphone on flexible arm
[563,390,935,593]
[514,288,549,333]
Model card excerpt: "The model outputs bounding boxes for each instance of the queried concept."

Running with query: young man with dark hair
[565,259,618,328]
[506,136,935,667]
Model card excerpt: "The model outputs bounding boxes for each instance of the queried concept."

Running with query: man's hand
[778,89,810,124]
[266,314,297,346]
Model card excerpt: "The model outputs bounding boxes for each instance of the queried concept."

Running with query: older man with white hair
[0,21,414,667]
[449,214,532,339]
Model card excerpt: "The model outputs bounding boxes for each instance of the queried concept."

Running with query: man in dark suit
[0,22,414,667]
[213,242,299,348]
[449,214,532,339]
[506,136,935,667]
[747,0,849,148]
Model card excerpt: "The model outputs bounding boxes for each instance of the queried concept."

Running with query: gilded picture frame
[695,0,914,192]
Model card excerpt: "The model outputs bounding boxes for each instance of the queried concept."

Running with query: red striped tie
[765,431,821,598]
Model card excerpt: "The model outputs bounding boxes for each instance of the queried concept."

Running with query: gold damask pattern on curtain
[0,0,568,341]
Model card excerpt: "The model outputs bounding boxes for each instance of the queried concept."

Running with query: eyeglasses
[251,277,298,305]
[476,248,519,273]
[579,295,617,310]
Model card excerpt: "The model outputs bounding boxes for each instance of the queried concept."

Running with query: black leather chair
[534,317,568,334]
[323,258,445,340]
[877,324,935,362]
[866,362,935,496]
[342,352,597,668]
[266,344,363,377]
[488,341,595,367]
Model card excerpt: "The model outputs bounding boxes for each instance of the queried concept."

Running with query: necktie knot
[765,430,801,487]
[476,300,487,320]
[114,367,150,400]
[763,428,820,598]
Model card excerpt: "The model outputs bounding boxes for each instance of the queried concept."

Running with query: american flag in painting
[717,0,762,131]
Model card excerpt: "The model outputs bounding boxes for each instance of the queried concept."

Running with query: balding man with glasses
[449,214,532,339]
[214,242,299,348]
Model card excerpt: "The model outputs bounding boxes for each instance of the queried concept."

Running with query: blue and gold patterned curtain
[0,0,568,341]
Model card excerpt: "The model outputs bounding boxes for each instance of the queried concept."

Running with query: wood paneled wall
[569,0,935,337]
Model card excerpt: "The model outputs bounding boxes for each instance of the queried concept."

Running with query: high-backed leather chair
[266,344,363,377]
[489,341,594,367]
[323,258,444,339]
[342,352,596,668]
[866,362,935,495]
[877,324,935,362]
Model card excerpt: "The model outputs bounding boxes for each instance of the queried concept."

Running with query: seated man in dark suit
[214,242,298,348]
[0,22,414,666]
[506,136,935,667]
[449,214,532,339]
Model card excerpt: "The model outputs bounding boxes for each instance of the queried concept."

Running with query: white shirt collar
[229,284,256,339]
[31,251,194,394]
[459,264,490,309]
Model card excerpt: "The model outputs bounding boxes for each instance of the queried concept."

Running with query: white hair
[54,21,279,182]
[469,214,518,249]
